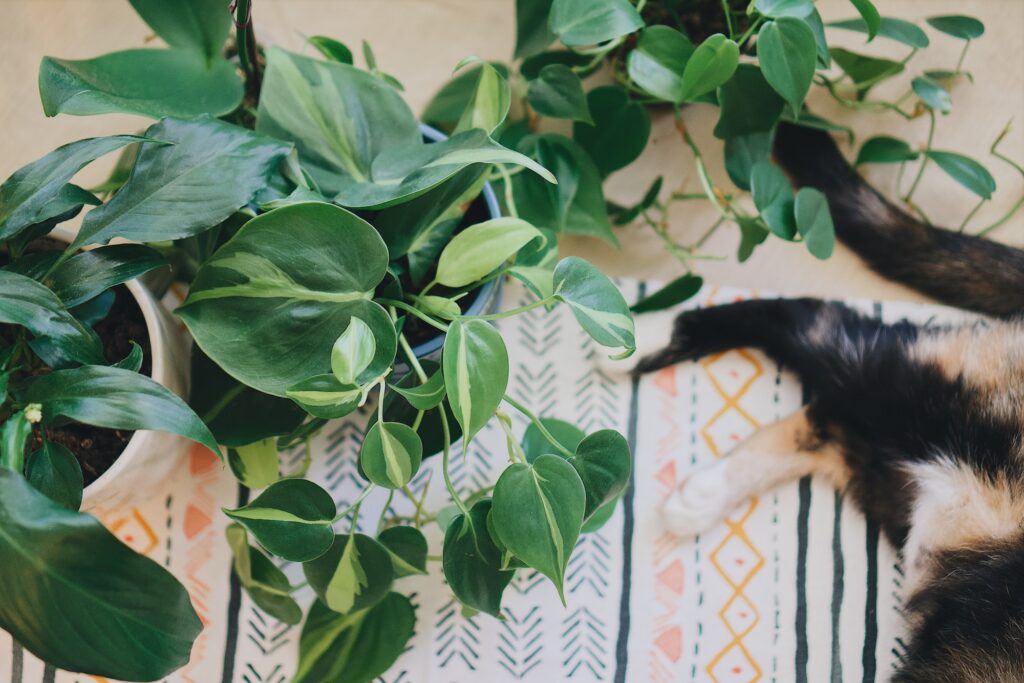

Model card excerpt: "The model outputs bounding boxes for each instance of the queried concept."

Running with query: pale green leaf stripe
[532,471,566,582]
[455,331,474,436]
[381,429,411,486]
[425,147,557,184]
[326,537,367,614]
[286,388,362,406]
[224,508,327,524]
[566,303,634,346]
[293,613,362,682]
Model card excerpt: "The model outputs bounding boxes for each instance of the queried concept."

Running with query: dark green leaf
[750,161,797,239]
[553,256,635,356]
[1,409,33,473]
[294,593,414,683]
[855,136,920,165]
[724,131,773,190]
[225,524,301,624]
[515,0,556,59]
[224,479,336,561]
[569,429,631,519]
[390,370,446,410]
[757,18,816,113]
[680,33,740,102]
[360,421,423,489]
[630,274,703,313]
[924,150,996,199]
[548,0,644,47]
[912,76,952,113]
[521,50,591,80]
[829,47,903,92]
[26,440,83,511]
[46,244,166,308]
[848,0,882,40]
[443,499,514,616]
[303,533,395,614]
[755,0,814,18]
[308,36,354,64]
[443,319,509,443]
[713,64,785,139]
[127,0,231,60]
[737,216,770,262]
[0,468,200,680]
[378,526,429,577]
[112,341,144,372]
[573,86,650,177]
[626,26,695,103]
[39,49,242,119]
[528,64,593,123]
[793,187,835,259]
[925,15,984,40]
[828,16,930,48]
[521,418,584,462]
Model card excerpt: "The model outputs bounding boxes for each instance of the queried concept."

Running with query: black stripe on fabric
[831,492,845,683]
[220,483,250,683]
[10,642,22,683]
[613,282,644,683]
[862,520,880,683]
[795,475,812,683]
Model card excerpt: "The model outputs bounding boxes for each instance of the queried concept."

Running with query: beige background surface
[2,0,1021,304]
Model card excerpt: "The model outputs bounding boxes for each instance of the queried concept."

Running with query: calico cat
[633,123,1024,682]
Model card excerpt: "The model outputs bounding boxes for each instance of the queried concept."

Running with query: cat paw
[660,465,731,538]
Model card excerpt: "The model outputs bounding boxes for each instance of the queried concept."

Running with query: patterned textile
[3,280,955,683]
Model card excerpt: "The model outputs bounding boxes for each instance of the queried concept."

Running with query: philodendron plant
[0,141,223,677]
[423,0,1020,313]
[15,0,638,680]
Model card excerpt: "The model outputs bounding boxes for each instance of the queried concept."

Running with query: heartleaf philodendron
[303,533,395,614]
[224,479,336,562]
[360,421,423,489]
[442,499,515,616]
[443,319,510,443]
[553,257,636,358]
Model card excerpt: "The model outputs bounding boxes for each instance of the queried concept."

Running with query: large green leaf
[74,117,291,248]
[0,135,151,242]
[828,48,903,92]
[39,49,242,119]
[925,15,984,40]
[0,468,201,680]
[680,33,740,103]
[713,64,785,139]
[855,136,919,165]
[45,244,166,308]
[626,26,694,103]
[360,421,423,489]
[512,133,618,244]
[178,202,395,397]
[757,19,816,113]
[491,454,585,601]
[924,150,996,199]
[574,85,651,177]
[750,161,797,239]
[442,499,515,617]
[303,534,395,614]
[793,187,835,259]
[828,16,930,48]
[378,526,428,577]
[127,0,231,60]
[226,524,302,625]
[294,593,415,683]
[527,64,592,123]
[515,0,556,58]
[724,131,773,191]
[224,479,336,562]
[436,217,542,287]
[443,319,509,443]
[0,271,105,366]
[567,430,631,519]
[553,257,635,357]
[548,0,644,47]
[25,440,83,511]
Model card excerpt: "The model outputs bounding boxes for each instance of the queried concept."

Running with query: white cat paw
[660,465,732,538]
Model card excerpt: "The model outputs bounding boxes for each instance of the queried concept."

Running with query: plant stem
[977,197,1024,236]
[231,0,261,96]
[955,41,971,73]
[501,394,574,458]
[497,164,520,218]
[694,215,727,250]
[438,403,471,517]
[957,198,985,232]
[902,109,936,203]
[468,297,553,321]
[379,299,449,332]
[332,484,375,523]
[376,489,395,534]
[720,0,735,38]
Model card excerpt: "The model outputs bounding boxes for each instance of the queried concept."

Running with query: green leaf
[521,418,585,462]
[45,244,166,308]
[855,136,920,165]
[416,295,461,320]
[382,360,462,458]
[360,421,423,489]
[793,187,835,259]
[803,9,832,68]
[225,524,302,625]
[911,76,952,113]
[724,131,773,190]
[521,50,591,80]
[378,526,429,577]
[626,26,695,104]
[612,176,663,226]
[39,49,242,119]
[1,409,33,473]
[455,62,512,135]
[508,265,555,302]
[390,370,446,410]
[737,216,770,262]
[829,47,903,91]
[0,468,200,680]
[755,0,815,18]
[553,256,635,357]
[512,133,618,244]
[569,430,631,519]
[331,318,376,385]
[848,0,882,40]
[924,150,996,199]
[0,135,151,242]
[581,495,620,532]
[178,202,396,397]
[303,533,395,614]
[713,64,785,139]
[574,85,650,177]
[308,36,354,64]
[443,499,515,616]
[443,319,509,443]
[828,16,930,48]
[286,375,362,419]
[491,454,585,601]
[224,479,336,561]
[0,271,105,366]
[25,441,83,511]
[294,593,414,683]
[757,19,816,113]
[436,217,542,287]
[227,438,280,490]
[680,33,740,103]
[750,161,797,239]
[127,0,231,60]
[516,0,556,58]
[528,64,593,123]
[112,342,144,372]
[73,117,290,248]
[548,0,643,47]
[925,15,984,40]
[422,63,510,130]
[630,274,704,313]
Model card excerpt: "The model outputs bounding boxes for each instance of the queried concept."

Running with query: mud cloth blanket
[3,279,960,683]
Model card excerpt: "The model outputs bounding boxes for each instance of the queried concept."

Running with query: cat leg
[662,407,850,537]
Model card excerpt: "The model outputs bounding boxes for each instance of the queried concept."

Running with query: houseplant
[15,0,639,681]
[423,0,1018,312]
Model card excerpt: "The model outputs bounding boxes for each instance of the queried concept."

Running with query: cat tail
[772,122,1024,318]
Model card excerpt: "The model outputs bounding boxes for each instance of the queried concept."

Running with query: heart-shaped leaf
[724,131,773,191]
[0,468,201,680]
[515,0,556,58]
[527,64,592,123]
[491,454,585,601]
[423,63,511,129]
[378,526,429,577]
[455,62,511,135]
[553,257,635,357]
[548,0,643,47]
[127,0,231,61]
[925,15,984,40]
[39,49,243,119]
[303,533,395,614]
[855,136,920,165]
[227,439,280,490]
[828,16,930,48]
[390,369,446,410]
[436,217,542,287]
[713,64,785,139]
[924,150,996,199]
[225,524,301,625]
[443,320,509,443]
[442,499,515,616]
[630,274,704,313]
[568,430,631,519]
[680,33,740,102]
[626,26,695,103]
[522,418,585,462]
[178,202,396,397]
[25,440,83,511]
[293,592,414,683]
[757,19,816,113]
[793,187,835,259]
[573,85,651,177]
[360,421,423,489]
[750,162,797,239]
[223,479,336,561]
[331,317,376,385]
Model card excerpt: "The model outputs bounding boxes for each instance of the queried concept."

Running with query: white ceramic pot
[48,229,193,512]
